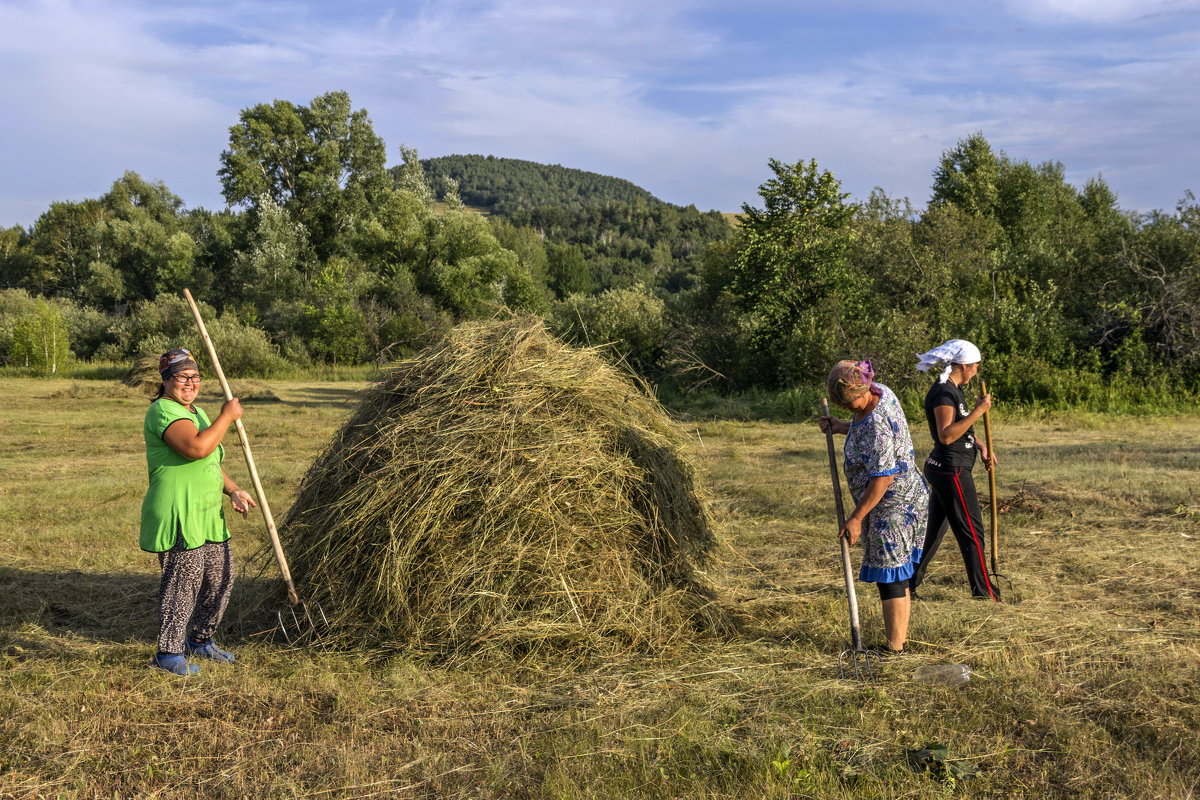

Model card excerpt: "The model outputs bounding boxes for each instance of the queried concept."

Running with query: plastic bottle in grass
[912,664,971,685]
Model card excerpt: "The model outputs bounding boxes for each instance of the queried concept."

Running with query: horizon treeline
[1,90,1197,409]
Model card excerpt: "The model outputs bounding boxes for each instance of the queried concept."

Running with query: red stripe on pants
[952,471,998,602]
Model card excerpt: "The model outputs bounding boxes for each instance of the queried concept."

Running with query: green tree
[182,208,241,307]
[9,297,71,375]
[89,172,196,306]
[231,195,310,308]
[491,217,551,294]
[302,259,369,363]
[395,144,435,207]
[930,132,1000,217]
[412,210,540,318]
[219,91,389,260]
[1114,194,1200,374]
[351,187,431,282]
[26,199,109,298]
[547,243,592,297]
[0,288,38,364]
[731,158,858,382]
[0,226,35,290]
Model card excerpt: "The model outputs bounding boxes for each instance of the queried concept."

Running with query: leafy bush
[108,294,286,378]
[0,289,39,363]
[550,284,667,375]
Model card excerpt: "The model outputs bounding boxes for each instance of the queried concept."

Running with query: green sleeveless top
[139,399,230,552]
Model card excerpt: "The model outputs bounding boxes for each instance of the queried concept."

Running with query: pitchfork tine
[840,647,881,681]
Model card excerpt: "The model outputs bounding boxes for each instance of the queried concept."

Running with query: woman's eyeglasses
[174,374,202,386]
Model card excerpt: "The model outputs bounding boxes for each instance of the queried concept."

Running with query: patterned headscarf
[915,339,981,383]
[827,359,881,406]
[159,348,199,381]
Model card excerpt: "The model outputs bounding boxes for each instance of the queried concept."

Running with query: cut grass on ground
[1,378,1197,799]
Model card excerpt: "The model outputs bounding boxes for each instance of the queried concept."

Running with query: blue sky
[2,0,1199,227]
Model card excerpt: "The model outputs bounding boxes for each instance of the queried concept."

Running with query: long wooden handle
[183,289,299,606]
[981,380,1000,575]
[821,399,862,650]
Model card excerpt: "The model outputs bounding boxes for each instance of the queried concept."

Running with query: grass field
[1,378,1197,799]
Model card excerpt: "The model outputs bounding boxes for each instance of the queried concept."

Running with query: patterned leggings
[157,540,235,654]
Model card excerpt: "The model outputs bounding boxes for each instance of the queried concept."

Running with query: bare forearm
[194,415,235,457]
[221,468,243,496]
[850,474,895,522]
[937,409,984,445]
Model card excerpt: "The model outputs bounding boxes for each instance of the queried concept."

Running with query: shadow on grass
[0,566,282,645]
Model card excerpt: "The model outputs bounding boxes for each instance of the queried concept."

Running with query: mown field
[1,378,1197,799]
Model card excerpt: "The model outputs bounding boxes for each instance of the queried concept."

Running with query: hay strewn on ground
[47,381,142,400]
[278,317,724,656]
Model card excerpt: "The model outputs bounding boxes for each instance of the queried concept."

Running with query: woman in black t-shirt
[909,339,1001,601]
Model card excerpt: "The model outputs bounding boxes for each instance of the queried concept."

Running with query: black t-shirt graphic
[923,380,977,469]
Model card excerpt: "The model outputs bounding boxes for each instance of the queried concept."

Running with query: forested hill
[420,155,663,215]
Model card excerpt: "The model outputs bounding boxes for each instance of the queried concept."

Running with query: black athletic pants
[911,465,1000,601]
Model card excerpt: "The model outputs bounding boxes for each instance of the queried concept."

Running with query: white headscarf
[916,339,982,383]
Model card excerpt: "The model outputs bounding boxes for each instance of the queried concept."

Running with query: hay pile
[122,356,161,394]
[278,317,723,656]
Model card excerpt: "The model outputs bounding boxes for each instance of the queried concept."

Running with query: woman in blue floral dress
[819,360,928,654]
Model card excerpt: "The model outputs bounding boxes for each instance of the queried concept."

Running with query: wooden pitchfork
[821,399,880,681]
[980,380,1012,595]
[182,289,328,643]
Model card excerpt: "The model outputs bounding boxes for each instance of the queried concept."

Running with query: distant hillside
[420,155,663,215]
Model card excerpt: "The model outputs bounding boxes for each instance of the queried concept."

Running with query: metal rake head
[839,646,882,681]
[276,601,330,646]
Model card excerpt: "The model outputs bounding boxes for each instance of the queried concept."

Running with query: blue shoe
[185,638,235,663]
[151,652,199,676]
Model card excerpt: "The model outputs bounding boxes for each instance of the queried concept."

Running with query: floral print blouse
[843,384,929,583]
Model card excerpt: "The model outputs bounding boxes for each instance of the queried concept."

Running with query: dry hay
[278,317,725,657]
[47,381,141,400]
[121,356,161,395]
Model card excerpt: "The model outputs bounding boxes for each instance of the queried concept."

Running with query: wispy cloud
[1002,0,1200,24]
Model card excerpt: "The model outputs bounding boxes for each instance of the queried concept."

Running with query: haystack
[278,317,723,656]
[122,356,161,394]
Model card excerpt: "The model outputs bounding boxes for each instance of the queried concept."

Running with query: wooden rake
[820,399,880,681]
[980,380,1012,596]
[182,289,328,644]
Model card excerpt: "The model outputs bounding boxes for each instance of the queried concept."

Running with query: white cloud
[1,0,1198,226]
[1002,0,1200,24]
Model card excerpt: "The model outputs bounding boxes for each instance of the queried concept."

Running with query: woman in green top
[141,348,256,675]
